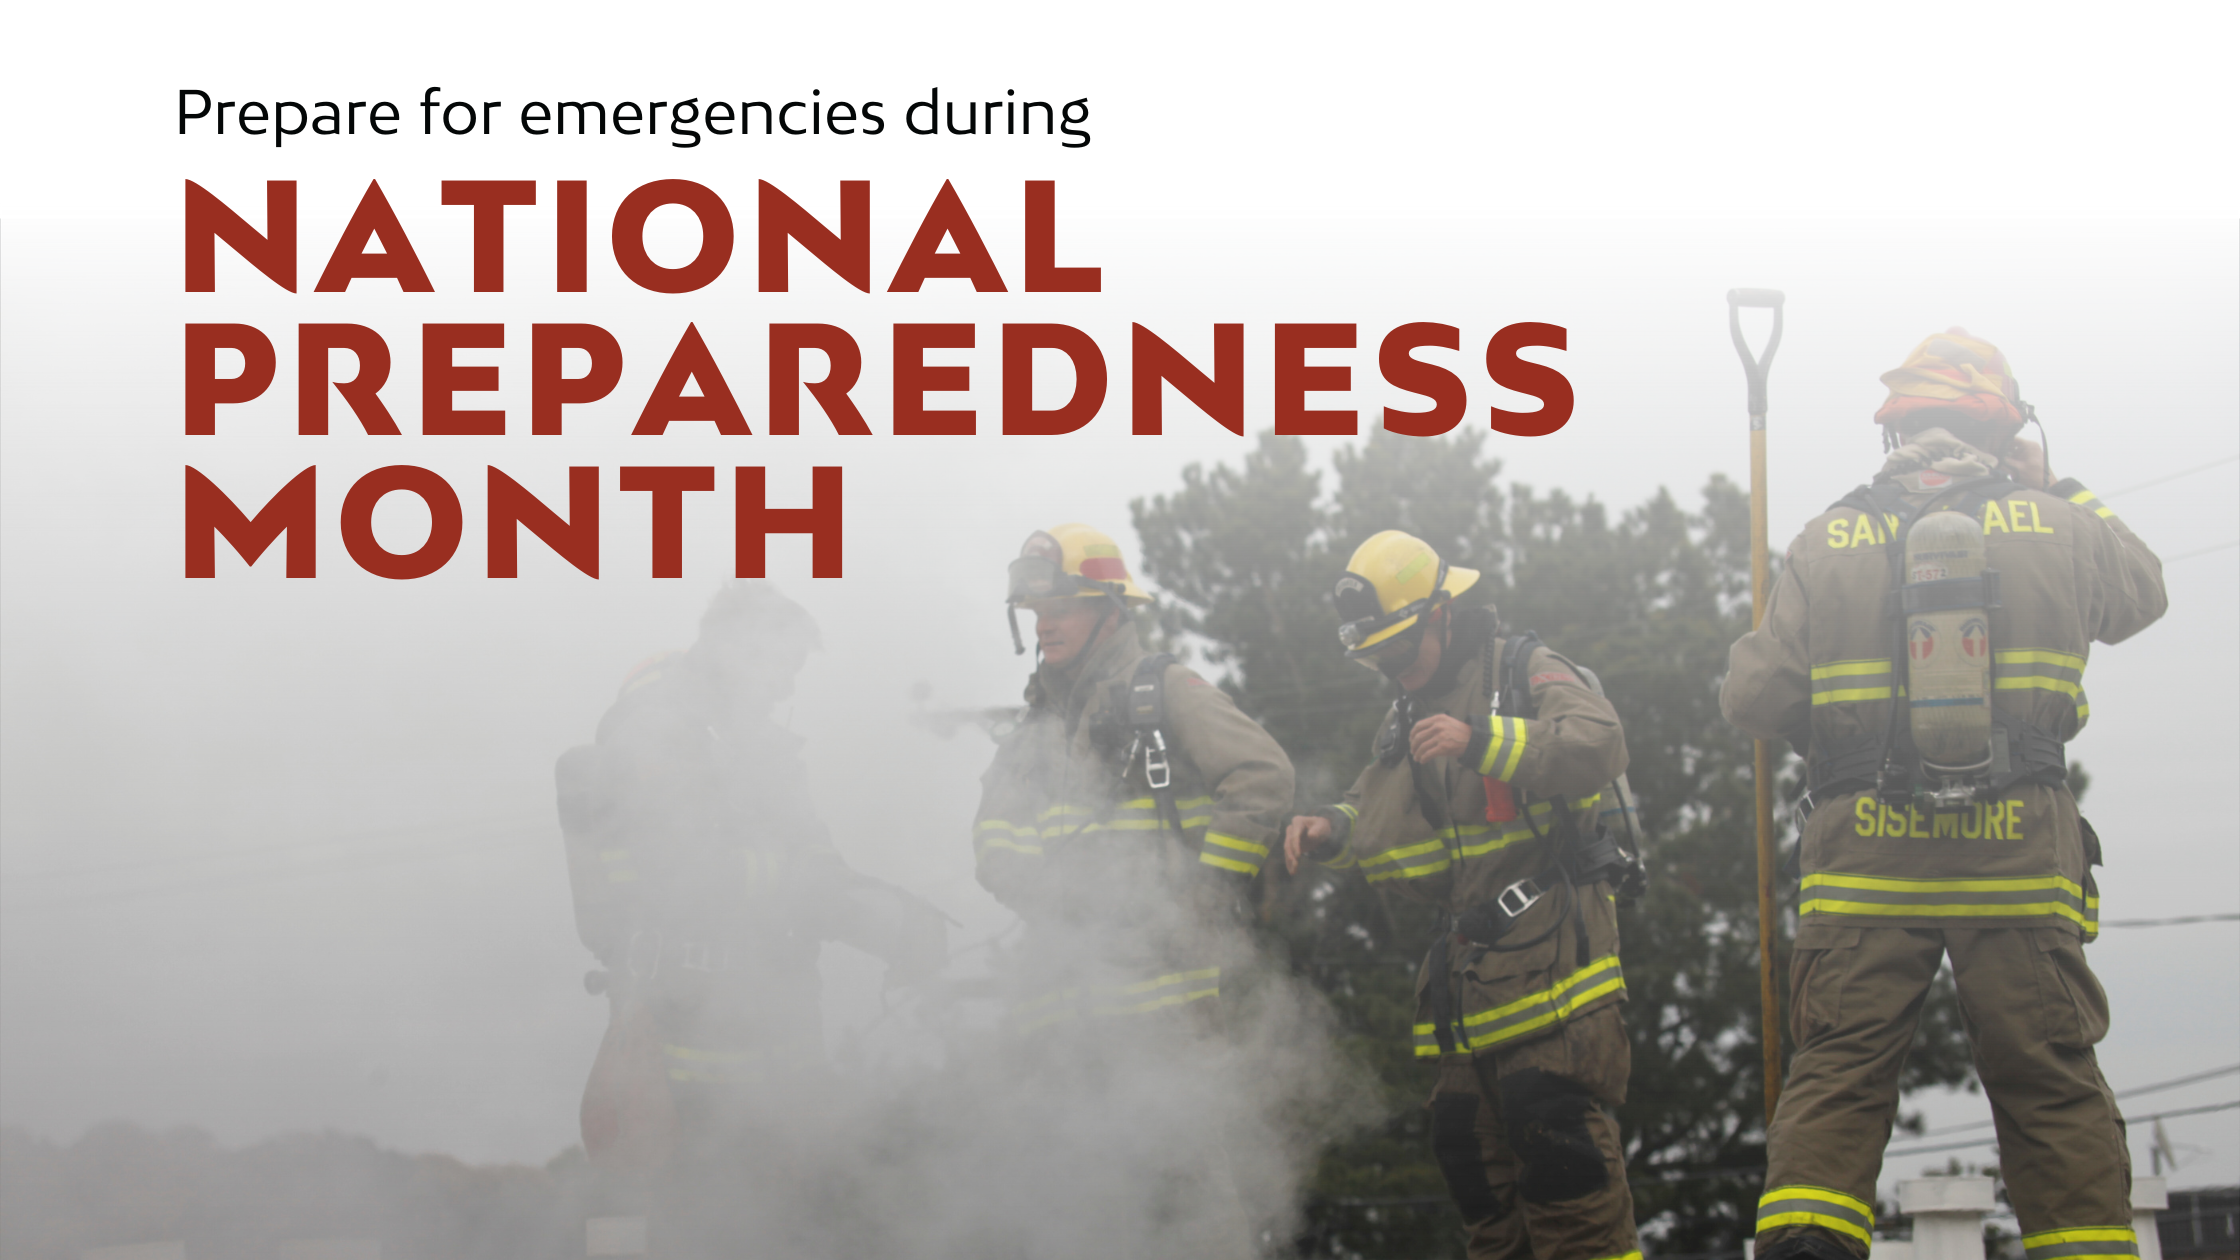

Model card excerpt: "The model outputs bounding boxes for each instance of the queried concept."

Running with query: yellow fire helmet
[1008,523,1152,606]
[1333,530,1479,657]
[1005,523,1151,653]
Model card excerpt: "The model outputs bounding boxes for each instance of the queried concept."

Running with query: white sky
[3,0,2235,1210]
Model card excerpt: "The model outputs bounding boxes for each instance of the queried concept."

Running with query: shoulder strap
[1496,631,1544,720]
[1123,654,1183,835]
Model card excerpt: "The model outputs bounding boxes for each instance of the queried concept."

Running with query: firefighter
[1722,329,2168,1260]
[1284,530,1643,1260]
[972,523,1295,1259]
[556,581,946,1258]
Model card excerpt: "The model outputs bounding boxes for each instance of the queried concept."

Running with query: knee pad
[1496,1068,1609,1204]
[1428,1091,1511,1224]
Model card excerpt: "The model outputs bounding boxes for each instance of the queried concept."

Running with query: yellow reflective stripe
[1756,1185,1873,1244]
[1454,955,1625,1050]
[1365,858,1451,884]
[1360,837,1446,866]
[1203,832,1268,856]
[1816,686,1893,705]
[1452,797,1593,859]
[1801,872,2093,929]
[2024,1227,2139,1260]
[1457,956,1621,1029]
[1811,658,1891,679]
[1335,802,1359,821]
[1453,822,1540,860]
[607,871,639,883]
[1995,648,2086,669]
[2067,488,2117,520]
[1089,967,1221,1016]
[1200,852,1258,874]
[598,848,629,862]
[977,836,1044,858]
[1811,659,1896,706]
[1411,1021,1442,1057]
[1593,1253,1645,1260]
[1995,676,2083,698]
[1474,716,1531,780]
[1361,836,1452,883]
[1994,647,2087,700]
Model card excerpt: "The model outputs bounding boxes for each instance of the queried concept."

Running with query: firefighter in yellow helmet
[1285,530,1645,1260]
[972,523,1295,1258]
[1723,330,2168,1260]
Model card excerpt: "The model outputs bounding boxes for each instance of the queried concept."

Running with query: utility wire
[1906,1064,2240,1140]
[2161,539,2238,564]
[2101,912,2240,928]
[2101,454,2240,498]
[1885,1099,2240,1160]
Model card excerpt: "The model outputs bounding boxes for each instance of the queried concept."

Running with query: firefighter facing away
[1723,330,2167,1260]
[972,524,1295,1259]
[555,581,947,1258]
[1286,530,1646,1260]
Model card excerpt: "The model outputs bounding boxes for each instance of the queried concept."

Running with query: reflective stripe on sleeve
[1324,804,1361,869]
[1088,967,1221,1017]
[1801,872,2094,931]
[2067,487,2118,520]
[2023,1227,2140,1260]
[1474,716,1531,780]
[1994,648,2087,700]
[974,819,1044,859]
[1811,659,1896,706]
[1199,831,1270,875]
[1414,955,1626,1058]
[1756,1185,1874,1244]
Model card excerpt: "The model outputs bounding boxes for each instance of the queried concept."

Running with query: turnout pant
[1427,1004,1641,1260]
[1761,925,2133,1259]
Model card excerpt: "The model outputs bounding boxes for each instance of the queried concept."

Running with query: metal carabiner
[1142,729,1172,790]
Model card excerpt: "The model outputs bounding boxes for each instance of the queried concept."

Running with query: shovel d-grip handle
[1727,288,1786,427]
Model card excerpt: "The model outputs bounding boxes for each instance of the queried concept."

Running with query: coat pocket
[1789,924,1862,1044]
[2031,926,2110,1050]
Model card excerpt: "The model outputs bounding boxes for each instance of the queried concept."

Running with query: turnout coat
[1722,433,2167,943]
[1318,606,1633,1062]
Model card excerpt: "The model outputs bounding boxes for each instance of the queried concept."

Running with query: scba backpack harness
[1421,630,1649,1056]
[1802,474,2069,817]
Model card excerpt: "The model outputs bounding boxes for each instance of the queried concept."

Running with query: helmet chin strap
[1008,586,1127,661]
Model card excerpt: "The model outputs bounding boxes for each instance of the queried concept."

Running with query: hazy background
[3,0,2236,1222]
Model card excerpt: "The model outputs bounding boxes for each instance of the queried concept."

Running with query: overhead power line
[2101,912,2240,928]
[1884,1098,2240,1160]
[2162,539,2238,564]
[1906,1063,2240,1140]
[2102,454,2240,498]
